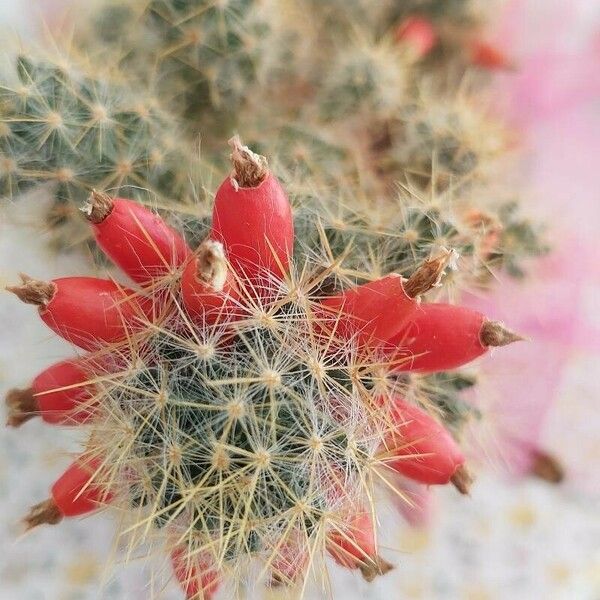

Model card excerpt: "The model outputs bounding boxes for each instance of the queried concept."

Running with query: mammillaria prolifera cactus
[5,139,520,598]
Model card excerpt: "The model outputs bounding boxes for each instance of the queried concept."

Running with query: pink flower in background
[465,0,600,486]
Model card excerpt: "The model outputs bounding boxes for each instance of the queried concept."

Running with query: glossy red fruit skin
[40,277,153,351]
[327,510,376,569]
[380,396,465,486]
[384,303,486,373]
[319,274,416,350]
[395,16,438,58]
[33,358,95,424]
[211,172,294,283]
[181,255,239,324]
[51,457,112,517]
[171,547,220,600]
[91,198,191,284]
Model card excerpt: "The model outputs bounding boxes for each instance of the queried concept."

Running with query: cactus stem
[196,240,228,292]
[5,387,38,427]
[23,499,62,531]
[228,135,268,189]
[359,556,394,582]
[480,320,525,347]
[450,464,473,495]
[6,274,55,307]
[403,247,458,298]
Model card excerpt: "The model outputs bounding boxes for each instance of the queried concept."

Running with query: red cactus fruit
[268,536,309,587]
[6,357,95,427]
[319,249,456,350]
[181,239,239,323]
[6,275,154,350]
[84,191,191,284]
[23,457,112,530]
[327,508,393,582]
[394,16,438,59]
[469,39,515,71]
[385,303,523,373]
[211,136,294,284]
[378,395,472,494]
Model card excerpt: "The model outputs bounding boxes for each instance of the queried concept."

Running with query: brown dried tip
[268,573,285,588]
[450,464,474,495]
[5,387,38,427]
[228,135,269,188]
[269,572,296,588]
[6,274,56,307]
[82,189,114,223]
[359,556,394,582]
[480,320,525,347]
[530,450,565,484]
[403,248,458,298]
[197,240,228,292]
[23,498,63,531]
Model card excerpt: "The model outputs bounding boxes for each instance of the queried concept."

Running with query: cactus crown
[92,277,386,573]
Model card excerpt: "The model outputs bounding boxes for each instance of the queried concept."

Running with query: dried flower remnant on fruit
[530,450,565,484]
[82,190,114,224]
[403,247,458,297]
[480,320,525,347]
[5,387,37,427]
[196,240,228,292]
[23,499,63,530]
[359,557,395,583]
[450,465,473,495]
[228,135,269,189]
[6,275,56,307]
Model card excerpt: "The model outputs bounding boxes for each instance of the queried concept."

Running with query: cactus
[0,51,216,249]
[5,141,523,597]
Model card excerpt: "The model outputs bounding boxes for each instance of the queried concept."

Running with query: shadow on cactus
[5,140,521,598]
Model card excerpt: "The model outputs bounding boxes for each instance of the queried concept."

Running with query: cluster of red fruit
[6,138,519,598]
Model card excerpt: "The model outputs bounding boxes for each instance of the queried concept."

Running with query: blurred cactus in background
[0,0,552,598]
[1,0,544,272]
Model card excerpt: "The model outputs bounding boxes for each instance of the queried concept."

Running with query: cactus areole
[6,141,520,597]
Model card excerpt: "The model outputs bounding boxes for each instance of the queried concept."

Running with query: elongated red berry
[6,357,95,427]
[378,396,472,494]
[181,240,239,323]
[327,508,393,581]
[318,249,456,349]
[7,274,153,350]
[469,39,515,71]
[319,274,415,348]
[395,16,438,59]
[84,191,191,284]
[385,303,523,373]
[171,547,220,600]
[23,457,112,530]
[211,136,294,284]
